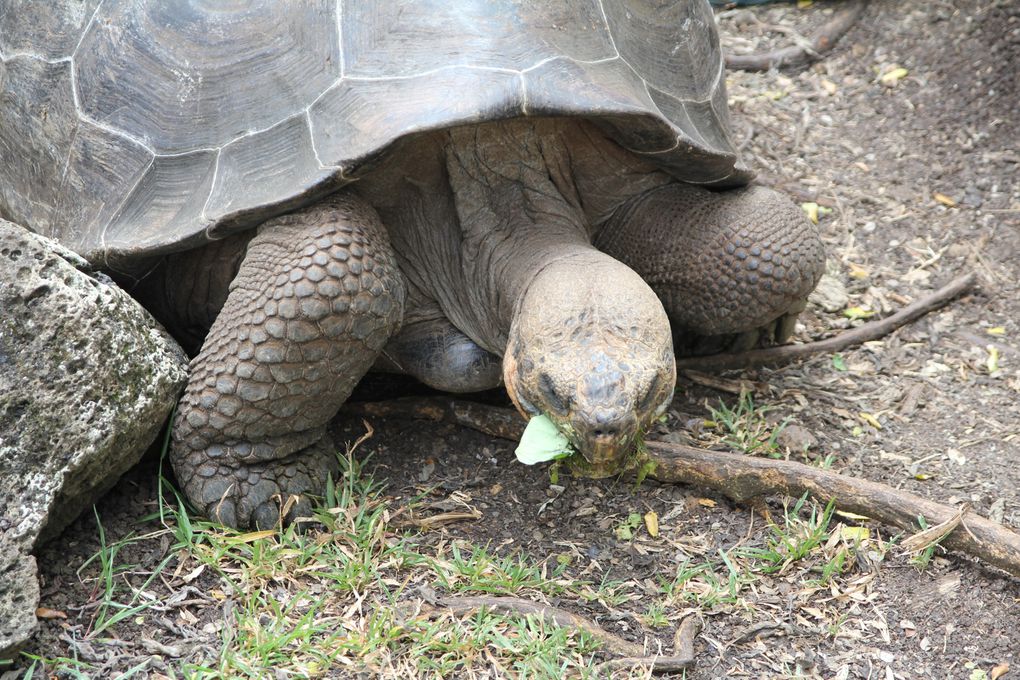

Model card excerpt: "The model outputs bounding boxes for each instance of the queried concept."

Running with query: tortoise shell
[0,0,750,264]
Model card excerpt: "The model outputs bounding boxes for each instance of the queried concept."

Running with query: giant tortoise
[0,0,824,529]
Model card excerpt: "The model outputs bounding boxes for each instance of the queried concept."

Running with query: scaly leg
[596,184,824,353]
[170,194,405,529]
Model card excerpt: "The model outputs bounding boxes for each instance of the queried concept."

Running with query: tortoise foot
[168,193,404,529]
[178,435,339,530]
[674,301,808,356]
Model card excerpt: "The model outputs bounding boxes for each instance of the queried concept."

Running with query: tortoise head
[504,256,676,476]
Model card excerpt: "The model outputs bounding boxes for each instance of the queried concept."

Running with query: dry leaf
[836,510,872,522]
[182,563,205,584]
[840,526,871,542]
[859,412,883,430]
[900,506,968,553]
[35,607,67,620]
[832,407,855,420]
[230,530,277,543]
[848,262,870,279]
[880,66,909,86]
[937,573,961,596]
[947,448,967,466]
[990,662,1009,679]
[644,511,659,538]
[987,345,1000,373]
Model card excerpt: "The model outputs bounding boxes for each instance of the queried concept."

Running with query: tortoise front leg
[170,194,404,529]
[595,184,825,353]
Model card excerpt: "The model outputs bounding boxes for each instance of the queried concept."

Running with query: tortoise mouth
[572,427,639,472]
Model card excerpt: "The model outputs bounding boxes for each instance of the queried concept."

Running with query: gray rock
[776,423,818,453]
[0,219,188,657]
[0,551,39,660]
[809,266,850,313]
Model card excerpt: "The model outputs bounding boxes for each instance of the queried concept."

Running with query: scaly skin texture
[169,195,404,529]
[596,183,824,351]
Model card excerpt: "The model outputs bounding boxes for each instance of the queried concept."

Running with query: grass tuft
[707,391,790,457]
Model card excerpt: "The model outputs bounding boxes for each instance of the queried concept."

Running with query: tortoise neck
[442,121,596,352]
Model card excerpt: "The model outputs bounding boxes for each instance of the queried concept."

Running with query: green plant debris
[515,414,574,465]
[843,305,876,321]
[708,392,790,458]
[613,513,643,541]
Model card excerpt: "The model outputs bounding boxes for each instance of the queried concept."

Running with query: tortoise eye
[538,372,568,415]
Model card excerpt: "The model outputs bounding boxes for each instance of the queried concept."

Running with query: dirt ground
[9,0,1020,678]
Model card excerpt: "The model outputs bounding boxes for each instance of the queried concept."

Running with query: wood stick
[673,613,702,661]
[643,440,1020,578]
[601,613,702,672]
[436,595,696,673]
[437,595,645,657]
[676,272,978,372]
[725,0,868,71]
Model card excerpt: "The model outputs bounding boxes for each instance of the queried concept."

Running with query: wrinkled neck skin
[358,117,668,353]
[358,118,676,470]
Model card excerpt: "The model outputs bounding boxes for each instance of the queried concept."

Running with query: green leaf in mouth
[514,414,574,465]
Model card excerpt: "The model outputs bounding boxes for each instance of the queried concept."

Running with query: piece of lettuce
[515,414,573,465]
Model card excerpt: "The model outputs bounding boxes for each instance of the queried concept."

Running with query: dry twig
[435,595,698,673]
[438,595,643,657]
[642,441,1020,578]
[399,509,482,529]
[725,0,868,71]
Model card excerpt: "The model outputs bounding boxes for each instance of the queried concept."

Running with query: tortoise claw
[180,436,338,530]
[674,308,805,357]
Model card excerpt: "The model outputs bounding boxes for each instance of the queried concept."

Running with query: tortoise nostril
[590,411,623,439]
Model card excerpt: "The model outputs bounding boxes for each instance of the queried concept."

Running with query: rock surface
[0,219,188,657]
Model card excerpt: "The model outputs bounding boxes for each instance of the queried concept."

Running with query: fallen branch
[438,595,643,657]
[349,395,1020,579]
[399,509,482,529]
[602,612,702,673]
[436,595,696,673]
[677,272,978,372]
[725,0,868,71]
[642,440,1020,578]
